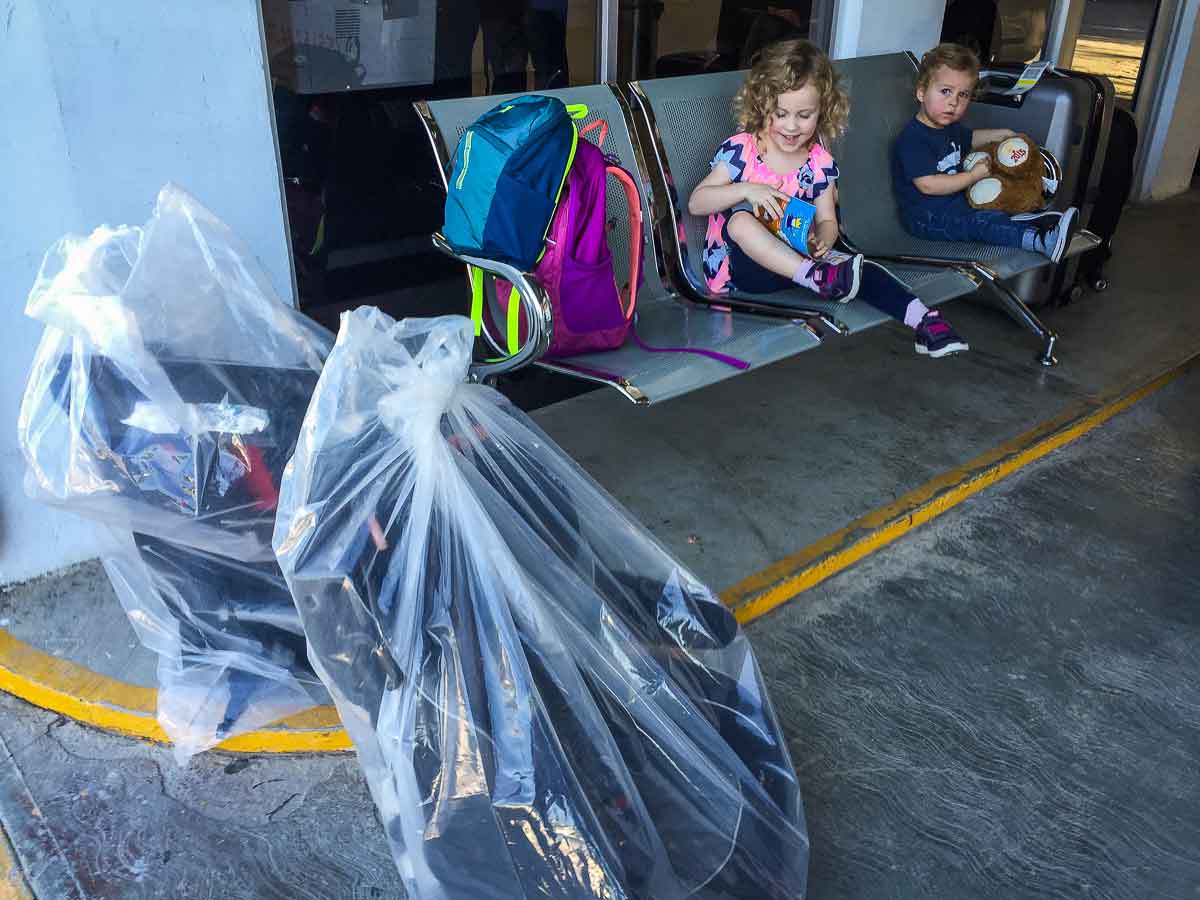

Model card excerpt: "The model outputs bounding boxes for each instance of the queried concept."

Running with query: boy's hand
[743,183,792,219]
[969,157,991,181]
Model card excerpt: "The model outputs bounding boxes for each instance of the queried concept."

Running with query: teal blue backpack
[442,95,581,271]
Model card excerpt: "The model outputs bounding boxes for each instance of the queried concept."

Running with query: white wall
[0,1,292,583]
[830,0,946,59]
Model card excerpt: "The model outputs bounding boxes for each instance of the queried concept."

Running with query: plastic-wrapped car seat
[18,185,333,760]
[274,309,810,899]
[103,532,324,758]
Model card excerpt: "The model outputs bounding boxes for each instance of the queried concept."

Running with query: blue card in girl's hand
[777,196,819,253]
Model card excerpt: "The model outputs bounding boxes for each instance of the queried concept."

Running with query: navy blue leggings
[902,208,1028,247]
[723,229,917,322]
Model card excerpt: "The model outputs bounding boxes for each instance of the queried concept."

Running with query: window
[1069,0,1162,105]
[261,0,597,322]
[941,0,1054,65]
[620,1,833,80]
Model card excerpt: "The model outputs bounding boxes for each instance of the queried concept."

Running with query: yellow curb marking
[0,354,1193,752]
[723,355,1197,624]
[0,629,348,753]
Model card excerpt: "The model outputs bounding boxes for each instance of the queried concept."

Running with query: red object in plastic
[241,444,279,511]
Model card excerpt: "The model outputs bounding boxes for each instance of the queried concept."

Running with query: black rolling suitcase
[1078,106,1138,292]
[964,65,1115,307]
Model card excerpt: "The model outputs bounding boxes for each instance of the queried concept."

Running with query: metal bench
[415,84,825,405]
[627,52,1105,366]
[414,55,1109,401]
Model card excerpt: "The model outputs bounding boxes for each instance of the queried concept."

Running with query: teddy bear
[964,133,1049,215]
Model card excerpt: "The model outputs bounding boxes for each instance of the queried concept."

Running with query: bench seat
[415,53,1112,401]
[418,83,821,404]
[628,54,1106,365]
[540,297,820,404]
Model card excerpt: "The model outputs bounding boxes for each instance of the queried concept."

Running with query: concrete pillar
[1144,1,1200,199]
[0,1,292,582]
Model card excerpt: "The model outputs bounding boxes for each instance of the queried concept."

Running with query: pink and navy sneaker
[807,253,863,303]
[915,310,969,358]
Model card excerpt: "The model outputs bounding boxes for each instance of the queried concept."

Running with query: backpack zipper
[455,131,473,190]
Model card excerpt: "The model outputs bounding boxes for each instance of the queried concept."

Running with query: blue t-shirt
[892,117,974,219]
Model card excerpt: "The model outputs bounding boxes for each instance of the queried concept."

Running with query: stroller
[275,310,810,900]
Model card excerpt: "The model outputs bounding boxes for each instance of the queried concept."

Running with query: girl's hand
[808,220,839,258]
[743,183,792,220]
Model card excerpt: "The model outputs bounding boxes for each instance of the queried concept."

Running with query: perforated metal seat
[416,54,1110,392]
[416,84,819,405]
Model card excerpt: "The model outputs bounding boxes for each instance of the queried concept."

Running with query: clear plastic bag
[274,309,809,899]
[103,532,326,762]
[17,185,332,760]
[19,184,330,561]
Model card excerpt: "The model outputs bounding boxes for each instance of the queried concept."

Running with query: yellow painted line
[722,354,1198,624]
[0,629,349,753]
[0,354,1194,753]
[0,821,33,900]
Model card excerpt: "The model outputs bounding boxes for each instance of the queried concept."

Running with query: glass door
[1069,0,1163,106]
[261,0,600,323]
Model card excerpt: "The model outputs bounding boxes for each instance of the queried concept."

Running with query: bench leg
[973,264,1059,367]
[1038,333,1058,367]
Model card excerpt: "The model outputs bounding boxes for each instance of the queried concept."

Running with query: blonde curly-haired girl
[689,39,972,357]
[689,39,861,301]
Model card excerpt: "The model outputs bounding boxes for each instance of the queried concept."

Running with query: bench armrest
[431,233,555,383]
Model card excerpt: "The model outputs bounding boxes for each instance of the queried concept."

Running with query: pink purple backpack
[493,136,641,358]
[482,114,747,371]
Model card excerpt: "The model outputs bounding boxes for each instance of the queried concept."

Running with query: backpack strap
[580,118,610,146]
[605,164,642,322]
[629,330,750,370]
[505,281,521,354]
[469,265,522,355]
[604,162,747,370]
[469,265,484,336]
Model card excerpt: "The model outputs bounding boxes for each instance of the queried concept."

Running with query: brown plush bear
[965,133,1047,214]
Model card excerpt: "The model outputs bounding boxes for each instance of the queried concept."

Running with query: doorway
[1069,0,1163,105]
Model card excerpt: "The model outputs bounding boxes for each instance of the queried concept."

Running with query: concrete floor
[760,368,1200,900]
[1,191,1198,897]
